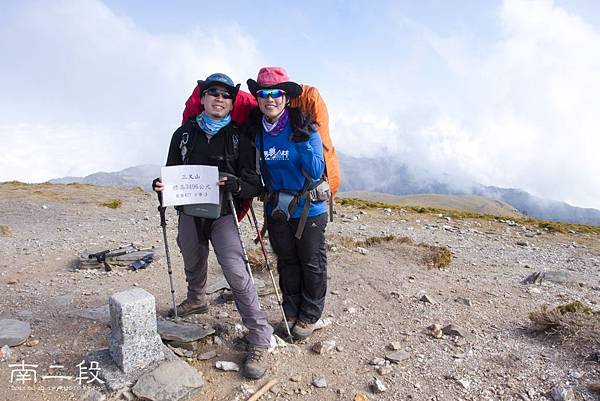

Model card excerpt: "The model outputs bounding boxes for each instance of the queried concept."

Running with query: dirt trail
[0,183,598,401]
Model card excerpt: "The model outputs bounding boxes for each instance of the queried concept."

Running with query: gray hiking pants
[177,212,273,347]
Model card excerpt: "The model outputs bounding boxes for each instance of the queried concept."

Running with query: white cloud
[0,0,262,182]
[330,0,600,208]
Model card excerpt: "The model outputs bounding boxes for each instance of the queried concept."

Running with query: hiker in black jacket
[153,73,273,380]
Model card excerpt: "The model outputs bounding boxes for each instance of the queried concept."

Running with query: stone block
[108,288,164,373]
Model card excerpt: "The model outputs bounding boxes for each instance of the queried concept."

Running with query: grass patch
[100,199,123,209]
[418,243,453,269]
[529,301,600,354]
[247,247,273,272]
[328,233,452,269]
[337,198,600,234]
[0,225,12,237]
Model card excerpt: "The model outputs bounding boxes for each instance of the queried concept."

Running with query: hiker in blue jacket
[246,67,328,340]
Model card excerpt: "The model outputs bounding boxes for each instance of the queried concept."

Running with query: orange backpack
[290,85,341,198]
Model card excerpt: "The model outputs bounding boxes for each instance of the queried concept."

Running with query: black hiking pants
[267,212,328,324]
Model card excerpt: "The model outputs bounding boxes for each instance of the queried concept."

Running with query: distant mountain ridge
[46,154,600,225]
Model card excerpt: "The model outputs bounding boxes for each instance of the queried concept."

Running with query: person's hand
[218,176,240,194]
[291,130,310,143]
[152,177,164,192]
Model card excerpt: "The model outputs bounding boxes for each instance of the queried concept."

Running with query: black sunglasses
[203,88,233,100]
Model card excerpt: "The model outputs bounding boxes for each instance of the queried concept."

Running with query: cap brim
[197,80,240,98]
[247,79,302,98]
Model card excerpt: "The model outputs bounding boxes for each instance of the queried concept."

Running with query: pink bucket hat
[247,67,303,98]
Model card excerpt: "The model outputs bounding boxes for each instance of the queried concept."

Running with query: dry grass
[100,199,123,209]
[0,225,12,237]
[338,197,600,234]
[328,233,452,269]
[529,301,600,354]
[247,247,274,272]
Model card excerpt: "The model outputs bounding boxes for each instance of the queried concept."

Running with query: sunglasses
[203,88,233,100]
[256,89,286,99]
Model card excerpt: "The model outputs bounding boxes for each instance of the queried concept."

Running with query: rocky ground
[0,182,599,401]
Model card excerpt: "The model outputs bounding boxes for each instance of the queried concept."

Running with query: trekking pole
[157,190,178,319]
[224,189,255,285]
[248,204,293,342]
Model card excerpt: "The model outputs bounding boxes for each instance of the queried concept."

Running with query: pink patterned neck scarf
[262,109,289,136]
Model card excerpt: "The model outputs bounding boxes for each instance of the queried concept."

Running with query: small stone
[457,379,471,389]
[81,388,106,401]
[290,374,302,382]
[354,393,370,401]
[550,386,575,401]
[26,339,39,347]
[369,357,386,366]
[312,340,336,354]
[215,361,240,371]
[356,247,368,255]
[429,324,443,339]
[7,279,17,285]
[588,383,600,392]
[312,377,327,388]
[516,241,528,247]
[217,311,229,319]
[420,294,434,304]
[198,350,217,361]
[388,341,402,350]
[455,297,472,306]
[370,376,387,393]
[385,351,410,363]
[376,365,393,375]
[0,344,11,361]
[442,324,467,337]
[346,307,357,314]
[0,319,32,347]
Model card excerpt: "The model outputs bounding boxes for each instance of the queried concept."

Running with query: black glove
[152,177,161,192]
[222,176,241,194]
[291,129,310,143]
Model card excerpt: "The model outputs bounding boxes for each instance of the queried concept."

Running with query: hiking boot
[242,345,269,379]
[168,300,209,318]
[292,319,316,340]
[275,318,296,338]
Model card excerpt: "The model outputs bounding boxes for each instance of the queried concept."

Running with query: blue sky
[1,0,599,208]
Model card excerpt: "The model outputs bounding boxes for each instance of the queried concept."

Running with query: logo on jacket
[264,147,289,161]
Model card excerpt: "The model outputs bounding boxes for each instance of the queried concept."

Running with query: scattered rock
[385,351,410,363]
[370,376,387,393]
[354,393,370,401]
[0,319,32,346]
[369,357,386,366]
[0,344,11,361]
[313,317,333,330]
[312,340,336,354]
[290,374,302,382]
[26,338,39,347]
[168,344,193,358]
[457,379,471,390]
[80,388,106,401]
[550,386,575,401]
[312,377,327,388]
[356,247,368,255]
[419,294,434,304]
[516,241,528,247]
[376,365,393,375]
[588,383,600,392]
[455,297,472,306]
[442,324,467,337]
[388,341,402,350]
[197,350,217,361]
[157,319,215,343]
[215,361,240,372]
[132,359,203,401]
[429,324,443,339]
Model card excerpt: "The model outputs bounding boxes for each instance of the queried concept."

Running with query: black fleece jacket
[165,118,261,215]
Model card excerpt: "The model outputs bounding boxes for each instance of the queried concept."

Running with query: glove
[152,177,161,192]
[291,129,310,143]
[221,176,241,194]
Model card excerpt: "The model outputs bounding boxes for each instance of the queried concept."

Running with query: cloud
[330,0,600,208]
[0,0,262,182]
